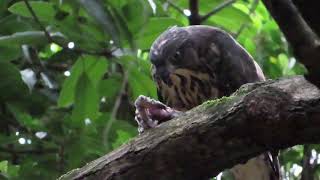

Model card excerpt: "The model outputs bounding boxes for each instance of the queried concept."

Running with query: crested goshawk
[135,25,280,180]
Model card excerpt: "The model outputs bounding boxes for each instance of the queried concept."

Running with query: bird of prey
[135,25,280,180]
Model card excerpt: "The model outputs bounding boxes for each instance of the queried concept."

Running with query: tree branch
[167,0,185,15]
[103,71,129,147]
[59,76,320,180]
[301,145,316,180]
[292,0,320,37]
[0,147,57,154]
[201,0,236,22]
[261,0,320,88]
[189,0,201,25]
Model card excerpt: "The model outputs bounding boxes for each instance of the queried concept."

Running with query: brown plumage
[149,25,279,180]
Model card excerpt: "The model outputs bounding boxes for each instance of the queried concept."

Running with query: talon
[134,95,183,133]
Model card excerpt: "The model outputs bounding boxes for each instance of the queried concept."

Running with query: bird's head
[149,26,222,110]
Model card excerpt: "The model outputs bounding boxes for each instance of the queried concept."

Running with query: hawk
[135,25,280,180]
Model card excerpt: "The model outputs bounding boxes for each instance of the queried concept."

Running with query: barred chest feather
[156,69,219,111]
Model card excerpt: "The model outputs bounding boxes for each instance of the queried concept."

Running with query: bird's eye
[170,51,181,64]
[174,51,181,60]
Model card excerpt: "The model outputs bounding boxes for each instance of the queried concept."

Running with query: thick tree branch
[292,0,320,37]
[59,76,320,180]
[261,0,320,88]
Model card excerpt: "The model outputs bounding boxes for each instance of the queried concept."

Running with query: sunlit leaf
[136,17,183,49]
[0,160,8,173]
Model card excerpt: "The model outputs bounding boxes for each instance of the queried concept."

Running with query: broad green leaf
[0,160,8,173]
[0,45,22,62]
[79,0,120,45]
[8,1,55,22]
[98,76,122,100]
[58,55,108,107]
[122,0,151,34]
[0,15,33,34]
[136,17,183,49]
[128,68,157,100]
[0,62,28,100]
[205,8,251,32]
[71,73,99,123]
[0,31,65,46]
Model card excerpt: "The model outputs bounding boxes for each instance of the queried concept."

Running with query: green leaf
[0,45,22,62]
[58,55,108,107]
[71,73,99,123]
[98,76,122,100]
[79,0,120,45]
[111,129,132,149]
[122,1,151,34]
[6,103,42,129]
[8,1,55,22]
[0,14,33,34]
[0,160,8,173]
[0,62,28,101]
[136,17,183,49]
[128,67,157,100]
[0,31,65,46]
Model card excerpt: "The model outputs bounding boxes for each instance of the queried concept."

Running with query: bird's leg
[134,95,182,134]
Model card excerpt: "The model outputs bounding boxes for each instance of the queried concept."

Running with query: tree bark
[59,76,320,180]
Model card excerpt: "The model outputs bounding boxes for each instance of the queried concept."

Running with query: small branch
[23,0,114,59]
[23,0,53,42]
[189,0,201,25]
[301,145,316,180]
[0,146,57,154]
[102,71,129,148]
[201,0,236,22]
[167,0,185,15]
[234,0,259,38]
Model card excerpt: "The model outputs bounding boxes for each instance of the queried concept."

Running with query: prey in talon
[134,95,181,134]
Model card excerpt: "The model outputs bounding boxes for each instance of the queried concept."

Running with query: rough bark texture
[59,76,320,180]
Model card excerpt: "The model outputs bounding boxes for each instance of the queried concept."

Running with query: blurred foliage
[0,0,315,180]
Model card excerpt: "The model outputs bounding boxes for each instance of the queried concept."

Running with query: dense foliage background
[0,0,317,179]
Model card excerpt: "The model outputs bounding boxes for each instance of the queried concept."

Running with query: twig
[201,0,236,22]
[0,146,57,154]
[301,145,316,180]
[23,0,114,59]
[102,71,129,148]
[167,0,185,15]
[234,0,259,38]
[189,0,201,25]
